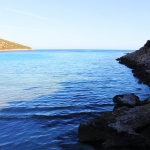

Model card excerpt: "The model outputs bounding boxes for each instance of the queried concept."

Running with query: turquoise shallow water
[0,49,149,150]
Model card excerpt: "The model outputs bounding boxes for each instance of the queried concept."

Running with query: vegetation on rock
[0,38,32,50]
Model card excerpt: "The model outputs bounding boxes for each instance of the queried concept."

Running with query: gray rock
[113,93,140,108]
[116,40,150,86]
[144,40,150,48]
[78,101,150,148]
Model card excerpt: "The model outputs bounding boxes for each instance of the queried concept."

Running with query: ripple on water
[0,50,149,150]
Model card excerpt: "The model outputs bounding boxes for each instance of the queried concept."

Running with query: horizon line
[34,48,135,51]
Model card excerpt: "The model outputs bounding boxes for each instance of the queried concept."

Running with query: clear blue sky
[0,0,150,49]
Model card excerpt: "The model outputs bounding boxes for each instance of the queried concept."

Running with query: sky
[0,0,150,49]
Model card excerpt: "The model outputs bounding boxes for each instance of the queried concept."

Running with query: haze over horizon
[0,0,150,50]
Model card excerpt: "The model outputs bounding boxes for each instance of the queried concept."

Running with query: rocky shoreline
[78,41,150,149]
[117,40,150,86]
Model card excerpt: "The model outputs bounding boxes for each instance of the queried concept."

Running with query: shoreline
[117,40,150,86]
[0,49,34,52]
[78,40,150,149]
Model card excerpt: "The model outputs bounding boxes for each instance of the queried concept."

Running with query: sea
[0,49,149,150]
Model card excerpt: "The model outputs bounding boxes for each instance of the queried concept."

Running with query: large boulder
[113,94,150,109]
[78,95,150,148]
[113,93,140,108]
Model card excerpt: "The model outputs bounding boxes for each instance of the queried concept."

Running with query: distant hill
[0,38,33,51]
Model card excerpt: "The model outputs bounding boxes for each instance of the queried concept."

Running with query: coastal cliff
[0,38,33,51]
[78,41,150,149]
[117,40,150,86]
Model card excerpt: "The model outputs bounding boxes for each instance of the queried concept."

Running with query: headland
[0,38,33,51]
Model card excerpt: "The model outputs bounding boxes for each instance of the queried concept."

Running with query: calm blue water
[0,49,149,150]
